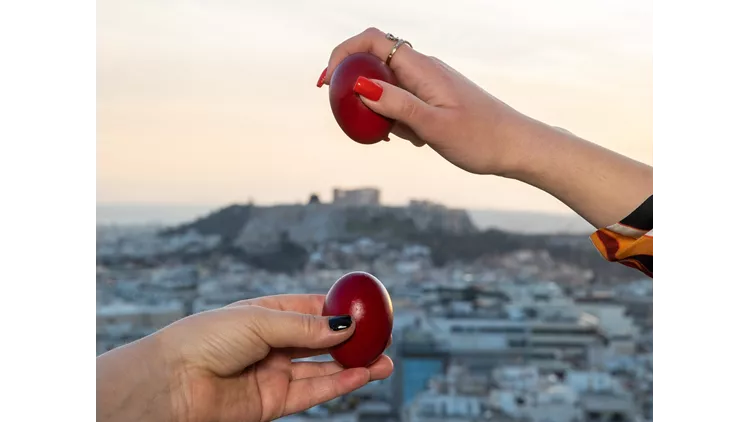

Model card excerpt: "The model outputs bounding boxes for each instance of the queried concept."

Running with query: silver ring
[385,33,412,67]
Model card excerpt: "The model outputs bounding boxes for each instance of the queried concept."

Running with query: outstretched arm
[499,118,653,276]
[502,116,653,230]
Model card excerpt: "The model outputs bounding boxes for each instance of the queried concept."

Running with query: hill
[155,201,639,280]
[162,202,476,251]
[97,204,596,235]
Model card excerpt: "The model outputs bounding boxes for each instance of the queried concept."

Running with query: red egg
[329,53,399,144]
[322,271,394,368]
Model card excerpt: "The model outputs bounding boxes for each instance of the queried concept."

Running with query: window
[588,412,602,421]
[530,353,557,359]
[508,340,528,347]
[533,328,596,336]
[479,326,525,334]
[530,342,587,350]
[610,413,625,422]
[450,326,526,334]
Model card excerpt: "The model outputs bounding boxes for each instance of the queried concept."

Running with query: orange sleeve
[590,196,653,278]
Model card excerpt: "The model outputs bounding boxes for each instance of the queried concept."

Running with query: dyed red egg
[322,271,394,368]
[329,53,399,144]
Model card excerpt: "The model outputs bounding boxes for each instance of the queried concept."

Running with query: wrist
[490,110,561,182]
[97,333,184,422]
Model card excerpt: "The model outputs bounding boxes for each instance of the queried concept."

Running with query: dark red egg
[329,53,399,144]
[322,271,393,368]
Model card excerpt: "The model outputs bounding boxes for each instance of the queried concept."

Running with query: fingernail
[316,68,327,88]
[353,76,383,101]
[328,315,352,331]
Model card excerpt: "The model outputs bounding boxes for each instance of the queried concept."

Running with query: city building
[96,213,652,421]
[332,187,381,206]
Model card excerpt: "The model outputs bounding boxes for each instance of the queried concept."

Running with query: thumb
[168,306,355,376]
[353,76,435,132]
[248,307,355,351]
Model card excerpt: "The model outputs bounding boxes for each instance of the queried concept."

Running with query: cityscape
[97,188,653,422]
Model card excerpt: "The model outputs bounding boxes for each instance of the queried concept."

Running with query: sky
[97,0,652,214]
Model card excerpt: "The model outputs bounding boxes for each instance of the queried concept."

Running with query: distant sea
[97,204,218,227]
[96,204,593,235]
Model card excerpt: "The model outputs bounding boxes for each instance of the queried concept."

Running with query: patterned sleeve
[589,195,653,278]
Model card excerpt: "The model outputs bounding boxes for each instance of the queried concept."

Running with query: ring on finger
[385,33,413,67]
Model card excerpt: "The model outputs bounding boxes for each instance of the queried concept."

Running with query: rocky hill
[163,201,476,252]
[157,201,641,281]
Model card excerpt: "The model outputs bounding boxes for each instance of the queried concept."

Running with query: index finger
[283,368,371,417]
[323,27,419,85]
[227,294,326,315]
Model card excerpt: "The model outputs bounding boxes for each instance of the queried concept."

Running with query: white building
[402,392,483,422]
[332,187,380,206]
[488,384,581,422]
[575,297,640,355]
[492,366,540,392]
[417,315,607,366]
[565,371,626,395]
[566,371,636,422]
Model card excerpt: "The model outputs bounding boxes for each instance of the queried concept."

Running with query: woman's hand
[96,294,394,422]
[319,27,653,229]
[318,27,528,176]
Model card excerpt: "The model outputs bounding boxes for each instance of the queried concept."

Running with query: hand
[319,27,529,176]
[319,28,653,229]
[96,294,394,422]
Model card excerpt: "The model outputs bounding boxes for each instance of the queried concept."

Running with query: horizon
[95,200,582,215]
[96,201,594,234]
[97,0,652,214]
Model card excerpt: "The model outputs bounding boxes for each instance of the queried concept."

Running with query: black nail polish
[329,315,352,331]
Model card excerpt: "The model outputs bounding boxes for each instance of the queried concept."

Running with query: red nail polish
[317,68,327,88]
[353,76,383,101]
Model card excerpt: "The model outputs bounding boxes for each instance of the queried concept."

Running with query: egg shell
[329,53,399,144]
[322,271,394,368]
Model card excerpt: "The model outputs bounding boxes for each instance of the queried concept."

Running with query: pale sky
[97,0,652,213]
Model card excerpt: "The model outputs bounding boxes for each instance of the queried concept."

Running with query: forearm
[97,336,178,422]
[501,112,653,229]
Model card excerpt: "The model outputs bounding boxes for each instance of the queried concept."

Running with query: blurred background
[97,1,652,421]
